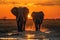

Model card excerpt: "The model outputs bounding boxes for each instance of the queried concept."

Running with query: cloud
[0,0,21,4]
[34,0,60,6]
[35,1,60,6]
[0,0,60,6]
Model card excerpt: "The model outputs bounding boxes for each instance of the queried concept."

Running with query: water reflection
[0,26,60,40]
[0,38,49,40]
[0,38,17,40]
[0,26,51,40]
[26,34,35,39]
[0,31,50,40]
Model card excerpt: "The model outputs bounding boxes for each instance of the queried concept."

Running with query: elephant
[11,7,29,32]
[31,11,44,31]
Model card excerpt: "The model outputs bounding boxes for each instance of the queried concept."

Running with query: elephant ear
[23,7,29,15]
[40,11,44,16]
[39,11,44,18]
[31,12,35,17]
[11,7,18,16]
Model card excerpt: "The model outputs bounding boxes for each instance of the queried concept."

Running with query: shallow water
[0,19,60,40]
[0,30,60,40]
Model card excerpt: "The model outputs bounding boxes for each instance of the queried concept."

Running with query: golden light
[26,34,35,39]
[28,14,31,19]
[27,3,34,6]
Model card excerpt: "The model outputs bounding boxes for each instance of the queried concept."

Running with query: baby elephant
[31,11,44,31]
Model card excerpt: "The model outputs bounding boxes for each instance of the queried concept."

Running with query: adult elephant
[11,7,29,32]
[31,11,44,31]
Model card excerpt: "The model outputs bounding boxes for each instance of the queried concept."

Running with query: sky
[0,0,60,19]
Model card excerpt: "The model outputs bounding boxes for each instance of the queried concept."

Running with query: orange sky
[0,0,60,19]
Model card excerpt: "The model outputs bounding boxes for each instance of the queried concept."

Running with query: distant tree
[2,16,7,21]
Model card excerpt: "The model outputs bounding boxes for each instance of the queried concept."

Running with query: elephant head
[11,7,29,18]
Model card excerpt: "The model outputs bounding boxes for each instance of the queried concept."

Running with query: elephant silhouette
[11,7,29,32]
[31,11,44,31]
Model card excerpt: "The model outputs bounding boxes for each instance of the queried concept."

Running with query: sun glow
[27,3,34,6]
[26,34,35,39]
[28,14,31,19]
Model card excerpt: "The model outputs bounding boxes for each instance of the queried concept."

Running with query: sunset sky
[0,0,60,19]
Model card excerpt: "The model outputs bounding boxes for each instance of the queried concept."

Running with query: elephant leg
[39,20,43,31]
[38,24,41,31]
[23,21,26,31]
[17,19,23,32]
[19,22,23,32]
[18,22,23,32]
[35,23,39,31]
